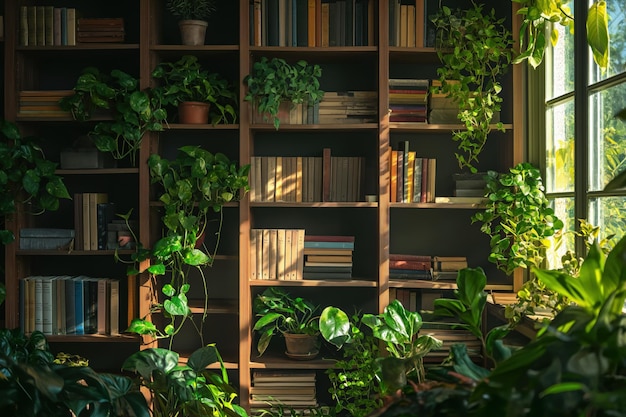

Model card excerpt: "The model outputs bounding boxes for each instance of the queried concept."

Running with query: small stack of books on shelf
[17,90,73,119]
[432,256,468,281]
[77,18,125,43]
[389,141,436,203]
[20,275,120,336]
[389,254,432,280]
[318,91,377,124]
[421,323,482,359]
[303,235,355,279]
[19,228,75,251]
[250,229,305,281]
[428,79,460,124]
[250,371,317,413]
[388,79,428,123]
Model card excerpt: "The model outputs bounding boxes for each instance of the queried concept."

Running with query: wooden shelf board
[390,202,485,209]
[250,354,337,370]
[250,123,378,131]
[17,44,140,51]
[390,123,513,132]
[249,46,377,61]
[163,123,240,130]
[251,202,377,208]
[250,279,377,288]
[45,334,141,343]
[390,280,513,291]
[188,298,239,314]
[16,249,136,256]
[152,44,238,53]
[56,168,139,175]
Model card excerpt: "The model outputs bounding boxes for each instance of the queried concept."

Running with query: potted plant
[151,55,237,125]
[0,120,70,245]
[431,2,514,173]
[244,57,324,129]
[253,287,320,358]
[122,344,247,417]
[60,67,167,166]
[166,0,217,45]
[124,146,249,347]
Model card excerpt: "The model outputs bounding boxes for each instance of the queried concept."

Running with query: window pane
[546,197,575,270]
[547,5,575,99]
[588,80,626,191]
[589,0,626,83]
[588,197,626,245]
[546,99,576,193]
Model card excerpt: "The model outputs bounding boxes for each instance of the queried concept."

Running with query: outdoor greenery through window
[544,0,626,267]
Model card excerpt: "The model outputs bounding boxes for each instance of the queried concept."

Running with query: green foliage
[0,329,148,417]
[122,147,249,347]
[469,234,626,416]
[166,0,216,21]
[60,67,167,165]
[472,163,564,275]
[152,55,238,124]
[0,120,70,244]
[320,308,383,417]
[244,57,324,129]
[253,287,320,356]
[122,344,247,417]
[513,0,610,70]
[431,2,513,173]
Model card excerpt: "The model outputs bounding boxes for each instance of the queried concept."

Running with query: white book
[33,276,44,332]
[109,280,120,336]
[97,278,110,335]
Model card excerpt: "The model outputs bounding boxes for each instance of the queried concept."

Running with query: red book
[389,259,431,270]
[389,254,431,262]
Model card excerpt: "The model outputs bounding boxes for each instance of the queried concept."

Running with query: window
[542,0,626,267]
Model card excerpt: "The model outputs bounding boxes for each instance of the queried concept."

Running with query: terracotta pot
[252,101,292,126]
[178,19,208,46]
[284,333,319,360]
[178,101,210,124]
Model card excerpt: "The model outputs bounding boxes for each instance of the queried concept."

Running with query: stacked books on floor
[318,91,377,124]
[389,254,468,281]
[303,235,355,279]
[77,18,125,43]
[17,90,73,119]
[389,140,436,203]
[250,229,305,280]
[20,275,120,336]
[250,371,317,413]
[388,79,428,123]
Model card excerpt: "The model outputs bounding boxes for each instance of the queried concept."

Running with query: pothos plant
[471,163,563,276]
[123,146,249,348]
[431,1,514,173]
[60,67,167,165]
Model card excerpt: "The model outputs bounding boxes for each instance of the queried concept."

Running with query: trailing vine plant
[431,2,513,173]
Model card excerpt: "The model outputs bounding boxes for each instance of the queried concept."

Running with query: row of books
[252,101,320,125]
[19,6,77,46]
[389,78,428,123]
[250,371,318,411]
[20,275,120,336]
[318,91,377,124]
[250,229,305,280]
[73,193,136,251]
[17,90,73,119]
[389,0,424,48]
[250,0,375,47]
[389,254,468,281]
[249,152,364,203]
[390,141,436,203]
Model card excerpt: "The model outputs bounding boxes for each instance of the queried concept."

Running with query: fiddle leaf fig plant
[244,57,324,129]
[60,67,167,165]
[431,2,513,173]
[471,163,563,276]
[124,146,249,348]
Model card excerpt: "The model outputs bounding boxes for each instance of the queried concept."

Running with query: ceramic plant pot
[284,333,320,360]
[178,19,208,46]
[178,101,210,124]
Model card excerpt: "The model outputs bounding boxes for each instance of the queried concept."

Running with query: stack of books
[77,18,125,43]
[17,90,73,119]
[318,91,377,124]
[303,235,355,279]
[250,371,317,413]
[389,79,428,123]
[428,80,459,124]
[422,326,482,359]
[432,256,468,281]
[389,254,432,280]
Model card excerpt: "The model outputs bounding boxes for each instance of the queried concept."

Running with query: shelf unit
[2,0,523,411]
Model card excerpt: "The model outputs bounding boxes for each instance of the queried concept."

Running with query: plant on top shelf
[152,55,237,125]
[60,67,167,166]
[123,146,249,348]
[0,120,70,245]
[244,57,324,129]
[431,1,514,173]
[253,287,320,357]
[165,0,217,45]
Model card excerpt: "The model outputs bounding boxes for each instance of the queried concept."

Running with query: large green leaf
[319,306,351,349]
[587,1,610,70]
[187,344,219,373]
